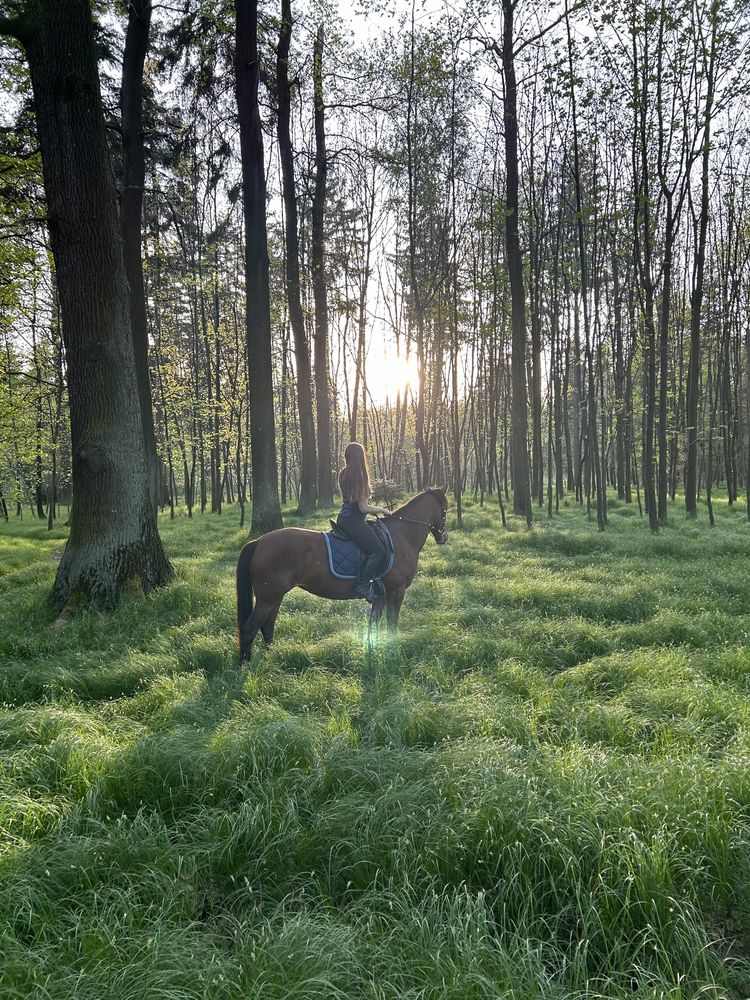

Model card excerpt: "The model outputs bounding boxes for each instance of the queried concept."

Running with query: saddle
[323,519,395,582]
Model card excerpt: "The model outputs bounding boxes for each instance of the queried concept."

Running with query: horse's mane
[393,488,445,517]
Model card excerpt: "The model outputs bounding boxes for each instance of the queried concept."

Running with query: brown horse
[236,486,449,660]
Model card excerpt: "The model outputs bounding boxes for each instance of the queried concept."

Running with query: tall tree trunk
[350,166,376,444]
[30,288,45,520]
[686,10,716,518]
[312,25,333,507]
[657,205,673,527]
[234,0,283,534]
[47,283,64,530]
[120,0,159,519]
[448,44,462,526]
[1,0,171,608]
[530,303,543,508]
[501,0,531,524]
[280,321,289,505]
[746,312,750,520]
[634,24,658,532]
[613,246,626,499]
[566,2,603,530]
[624,289,635,504]
[277,0,317,513]
[643,288,658,533]
[213,274,223,514]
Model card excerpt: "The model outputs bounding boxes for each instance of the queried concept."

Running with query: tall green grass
[1,495,750,998]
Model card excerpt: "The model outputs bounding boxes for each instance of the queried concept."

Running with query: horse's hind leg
[239,600,271,660]
[243,596,284,657]
[239,613,261,661]
[260,599,283,646]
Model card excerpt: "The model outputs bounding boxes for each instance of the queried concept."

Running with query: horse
[236,486,449,660]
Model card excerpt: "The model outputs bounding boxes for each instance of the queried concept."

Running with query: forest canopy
[1,0,749,541]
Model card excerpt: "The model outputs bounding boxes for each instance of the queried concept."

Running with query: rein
[389,514,432,527]
[386,496,448,541]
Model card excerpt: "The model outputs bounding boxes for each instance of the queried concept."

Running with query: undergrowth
[1,494,750,998]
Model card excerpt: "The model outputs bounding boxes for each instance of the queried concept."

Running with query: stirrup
[354,580,374,602]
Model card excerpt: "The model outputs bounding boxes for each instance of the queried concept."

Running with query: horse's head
[427,485,449,545]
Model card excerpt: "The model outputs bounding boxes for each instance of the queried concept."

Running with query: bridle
[387,493,448,545]
[432,503,448,544]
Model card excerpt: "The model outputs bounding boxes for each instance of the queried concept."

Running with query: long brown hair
[338,442,370,503]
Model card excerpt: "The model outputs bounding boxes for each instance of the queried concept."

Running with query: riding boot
[354,553,382,601]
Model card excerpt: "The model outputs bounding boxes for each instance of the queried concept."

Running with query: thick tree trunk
[277,0,317,513]
[312,25,333,507]
[235,0,283,535]
[3,0,171,609]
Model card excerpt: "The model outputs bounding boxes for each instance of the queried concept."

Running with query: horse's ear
[440,483,448,495]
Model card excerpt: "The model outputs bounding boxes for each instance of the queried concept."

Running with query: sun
[365,343,420,406]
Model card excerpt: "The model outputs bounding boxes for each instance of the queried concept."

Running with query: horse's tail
[236,540,258,656]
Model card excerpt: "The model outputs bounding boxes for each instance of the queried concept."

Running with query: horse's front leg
[385,585,406,637]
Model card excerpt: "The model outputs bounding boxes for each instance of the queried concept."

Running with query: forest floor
[2,495,750,999]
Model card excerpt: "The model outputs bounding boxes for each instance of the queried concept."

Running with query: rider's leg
[337,516,386,559]
[337,517,386,597]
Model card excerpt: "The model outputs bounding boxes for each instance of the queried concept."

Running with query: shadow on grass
[4,498,750,997]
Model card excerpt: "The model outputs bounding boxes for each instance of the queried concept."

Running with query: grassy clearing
[1,496,750,998]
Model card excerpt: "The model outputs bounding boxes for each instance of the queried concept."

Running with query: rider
[337,442,390,599]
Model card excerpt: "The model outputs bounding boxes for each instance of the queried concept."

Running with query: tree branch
[0,12,33,45]
[513,3,586,59]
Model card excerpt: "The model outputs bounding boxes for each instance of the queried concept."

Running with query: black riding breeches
[337,513,386,560]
